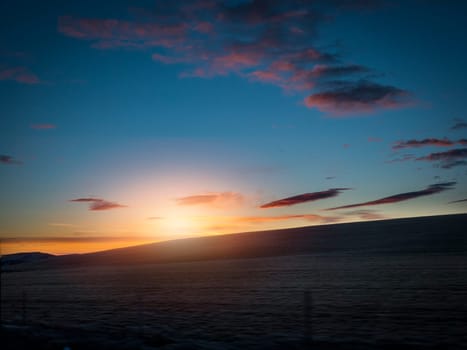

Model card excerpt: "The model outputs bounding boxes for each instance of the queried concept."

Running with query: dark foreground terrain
[1,323,456,350]
[1,214,467,349]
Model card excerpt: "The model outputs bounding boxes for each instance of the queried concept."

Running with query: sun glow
[161,215,202,237]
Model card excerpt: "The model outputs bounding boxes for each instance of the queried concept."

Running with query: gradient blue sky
[1,0,466,254]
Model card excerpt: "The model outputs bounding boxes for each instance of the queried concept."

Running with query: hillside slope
[14,213,464,269]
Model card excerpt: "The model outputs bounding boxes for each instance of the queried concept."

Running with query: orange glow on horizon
[3,210,424,256]
[0,238,156,256]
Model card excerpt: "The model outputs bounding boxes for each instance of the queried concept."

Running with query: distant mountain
[1,252,55,266]
[7,213,464,271]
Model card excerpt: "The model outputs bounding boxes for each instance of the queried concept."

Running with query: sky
[1,0,466,255]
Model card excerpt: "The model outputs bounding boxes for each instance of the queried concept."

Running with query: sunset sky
[1,0,467,255]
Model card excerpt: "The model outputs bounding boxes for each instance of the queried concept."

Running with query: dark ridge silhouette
[0,252,54,266]
[5,214,465,270]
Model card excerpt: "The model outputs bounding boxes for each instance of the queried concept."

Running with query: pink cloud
[0,67,40,84]
[270,60,295,72]
[69,197,127,211]
[193,22,214,33]
[392,138,465,150]
[249,70,282,83]
[58,16,187,48]
[90,201,126,211]
[214,52,261,71]
[91,40,149,50]
[58,3,411,115]
[176,191,244,208]
[180,51,264,77]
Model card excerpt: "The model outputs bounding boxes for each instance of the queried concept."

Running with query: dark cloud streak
[260,188,350,208]
[451,121,467,130]
[393,138,466,150]
[416,148,467,169]
[327,182,456,210]
[304,80,411,115]
[449,198,467,204]
[0,154,22,165]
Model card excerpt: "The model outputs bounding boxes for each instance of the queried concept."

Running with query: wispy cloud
[385,154,415,163]
[235,213,338,224]
[69,197,127,211]
[449,198,467,204]
[450,121,467,130]
[341,209,386,220]
[0,154,22,165]
[30,123,56,130]
[416,148,467,169]
[58,16,187,49]
[260,188,350,208]
[438,160,467,169]
[326,182,456,210]
[206,213,340,231]
[0,66,40,84]
[310,64,370,79]
[393,138,466,150]
[176,191,244,207]
[58,1,411,115]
